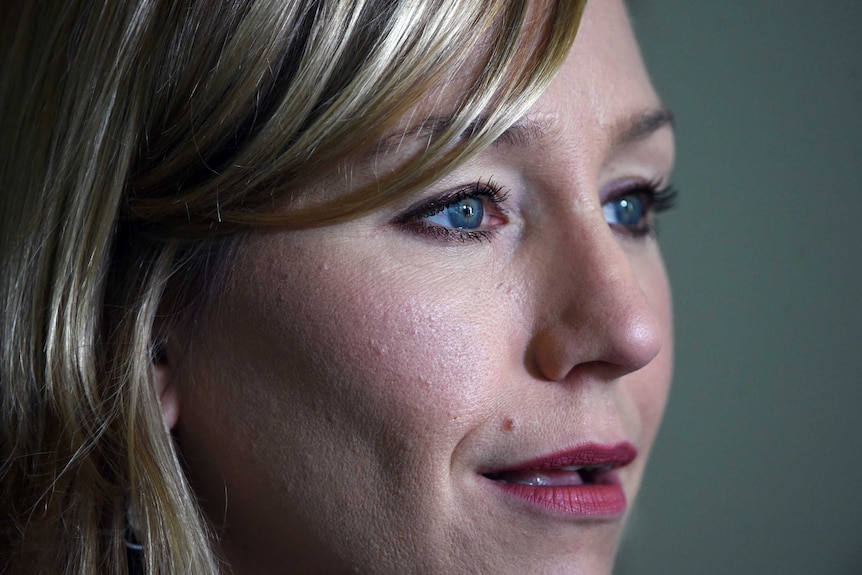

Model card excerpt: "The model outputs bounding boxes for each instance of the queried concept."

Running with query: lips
[482,442,637,518]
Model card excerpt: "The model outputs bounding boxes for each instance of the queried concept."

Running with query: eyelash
[394,181,509,243]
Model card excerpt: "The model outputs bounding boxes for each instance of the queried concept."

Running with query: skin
[158,1,675,573]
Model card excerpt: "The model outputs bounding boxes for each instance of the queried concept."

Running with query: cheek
[209,233,515,480]
[176,233,522,568]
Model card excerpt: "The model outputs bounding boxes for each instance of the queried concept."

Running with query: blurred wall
[617,2,862,574]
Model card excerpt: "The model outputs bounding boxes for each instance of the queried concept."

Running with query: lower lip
[488,479,627,518]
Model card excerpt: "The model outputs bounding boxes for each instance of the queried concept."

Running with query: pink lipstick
[482,442,637,518]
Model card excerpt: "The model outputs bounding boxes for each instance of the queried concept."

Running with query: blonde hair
[0,0,585,572]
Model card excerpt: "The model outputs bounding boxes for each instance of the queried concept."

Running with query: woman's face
[165,1,675,573]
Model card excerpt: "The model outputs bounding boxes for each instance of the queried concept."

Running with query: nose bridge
[530,212,663,383]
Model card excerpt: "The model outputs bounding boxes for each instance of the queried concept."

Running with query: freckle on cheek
[502,417,516,432]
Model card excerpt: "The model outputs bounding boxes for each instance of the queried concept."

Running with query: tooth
[559,465,584,472]
[533,475,550,487]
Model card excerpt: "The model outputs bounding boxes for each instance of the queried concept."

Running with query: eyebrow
[612,108,675,149]
[368,107,674,158]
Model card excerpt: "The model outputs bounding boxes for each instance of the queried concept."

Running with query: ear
[151,339,180,431]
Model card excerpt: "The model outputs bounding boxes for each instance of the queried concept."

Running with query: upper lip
[485,441,637,473]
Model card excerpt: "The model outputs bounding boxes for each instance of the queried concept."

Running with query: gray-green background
[616,2,862,574]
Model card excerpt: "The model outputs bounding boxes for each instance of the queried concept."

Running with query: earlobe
[151,340,180,431]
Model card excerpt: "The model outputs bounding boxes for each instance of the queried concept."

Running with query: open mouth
[480,442,636,517]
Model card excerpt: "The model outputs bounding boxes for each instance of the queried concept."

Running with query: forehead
[534,0,662,143]
[368,0,664,164]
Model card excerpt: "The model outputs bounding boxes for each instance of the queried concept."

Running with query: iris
[604,193,645,229]
[434,197,484,229]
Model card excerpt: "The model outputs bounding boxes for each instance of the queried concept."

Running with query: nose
[528,214,665,383]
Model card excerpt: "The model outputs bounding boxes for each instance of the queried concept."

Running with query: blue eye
[425,197,484,230]
[602,183,677,237]
[603,193,647,230]
[394,182,509,243]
